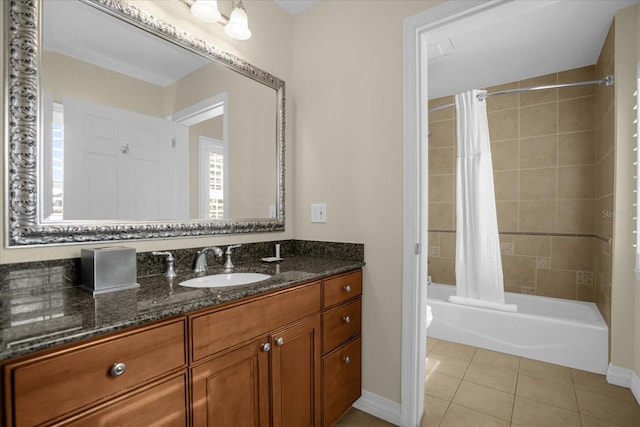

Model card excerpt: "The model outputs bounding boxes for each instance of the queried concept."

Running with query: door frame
[400,2,504,425]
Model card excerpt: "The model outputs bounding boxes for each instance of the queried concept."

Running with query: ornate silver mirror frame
[5,0,285,246]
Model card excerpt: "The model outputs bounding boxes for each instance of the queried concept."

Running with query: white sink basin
[179,273,271,288]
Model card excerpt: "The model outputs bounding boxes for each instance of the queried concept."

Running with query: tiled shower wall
[595,24,614,327]
[428,63,614,303]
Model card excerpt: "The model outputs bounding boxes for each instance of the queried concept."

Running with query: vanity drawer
[322,298,361,354]
[7,318,186,427]
[322,270,362,308]
[322,337,362,427]
[191,281,321,362]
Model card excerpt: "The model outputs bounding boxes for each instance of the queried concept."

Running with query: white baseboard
[353,390,401,426]
[606,363,640,405]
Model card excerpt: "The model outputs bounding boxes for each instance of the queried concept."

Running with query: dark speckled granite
[0,243,364,361]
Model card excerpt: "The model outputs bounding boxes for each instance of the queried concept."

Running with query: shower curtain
[451,89,517,312]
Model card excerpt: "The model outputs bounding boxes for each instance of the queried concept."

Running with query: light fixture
[185,0,252,41]
[224,0,251,40]
[190,0,222,23]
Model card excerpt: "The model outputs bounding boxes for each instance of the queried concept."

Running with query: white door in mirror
[179,273,271,288]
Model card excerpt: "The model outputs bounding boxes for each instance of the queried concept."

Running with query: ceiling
[427,0,640,99]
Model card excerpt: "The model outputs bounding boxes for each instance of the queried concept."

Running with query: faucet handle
[226,244,242,254]
[152,251,177,278]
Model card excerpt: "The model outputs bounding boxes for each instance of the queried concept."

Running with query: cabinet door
[191,337,270,427]
[271,315,321,427]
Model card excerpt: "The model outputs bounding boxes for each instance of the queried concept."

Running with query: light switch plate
[311,203,327,223]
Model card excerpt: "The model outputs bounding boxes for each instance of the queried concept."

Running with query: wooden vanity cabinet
[2,317,188,427]
[321,270,363,427]
[190,281,322,427]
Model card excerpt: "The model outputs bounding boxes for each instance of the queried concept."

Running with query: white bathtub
[427,283,609,374]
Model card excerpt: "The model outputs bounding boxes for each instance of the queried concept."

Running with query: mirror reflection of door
[60,96,189,221]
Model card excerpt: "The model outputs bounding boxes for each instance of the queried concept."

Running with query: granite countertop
[0,256,364,361]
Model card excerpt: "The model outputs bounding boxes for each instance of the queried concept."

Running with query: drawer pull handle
[261,343,271,352]
[275,337,284,346]
[343,285,352,293]
[343,356,351,364]
[109,362,127,377]
[342,316,351,324]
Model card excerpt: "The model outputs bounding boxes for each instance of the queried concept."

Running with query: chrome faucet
[223,244,242,270]
[194,246,223,273]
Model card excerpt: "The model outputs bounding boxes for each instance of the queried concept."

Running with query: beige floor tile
[431,340,477,361]
[452,380,514,421]
[572,369,637,402]
[427,337,441,355]
[426,353,471,379]
[425,371,461,401]
[464,360,518,393]
[472,348,520,370]
[421,395,450,427]
[369,418,396,427]
[512,396,582,427]
[518,357,573,385]
[580,414,628,427]
[516,373,578,411]
[439,403,510,427]
[575,388,640,427]
[334,408,375,426]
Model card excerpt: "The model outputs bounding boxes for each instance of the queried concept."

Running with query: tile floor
[336,338,640,427]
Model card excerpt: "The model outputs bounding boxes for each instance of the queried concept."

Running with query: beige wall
[0,0,294,263]
[428,66,602,302]
[291,0,441,404]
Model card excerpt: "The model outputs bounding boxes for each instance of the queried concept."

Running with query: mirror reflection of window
[199,137,227,219]
[51,103,64,222]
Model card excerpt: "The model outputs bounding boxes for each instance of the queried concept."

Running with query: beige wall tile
[558,131,596,166]
[558,66,596,100]
[429,256,455,285]
[551,236,594,271]
[519,200,557,232]
[428,119,455,149]
[519,73,558,107]
[536,269,577,299]
[520,168,557,200]
[596,107,614,161]
[429,147,454,175]
[497,201,518,231]
[513,235,550,257]
[486,82,518,112]
[557,199,596,234]
[439,232,456,258]
[559,96,596,133]
[491,139,518,171]
[596,195,614,238]
[428,96,455,122]
[495,170,519,200]
[577,284,595,302]
[502,255,536,287]
[520,103,558,138]
[558,165,596,199]
[429,174,455,202]
[429,202,454,230]
[519,135,557,169]
[597,151,614,198]
[488,108,518,141]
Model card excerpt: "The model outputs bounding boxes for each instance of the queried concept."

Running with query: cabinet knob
[261,343,271,352]
[275,337,284,346]
[343,356,351,364]
[342,316,351,324]
[109,362,127,377]
[343,285,351,293]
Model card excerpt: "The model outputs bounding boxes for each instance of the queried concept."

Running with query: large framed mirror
[5,0,285,246]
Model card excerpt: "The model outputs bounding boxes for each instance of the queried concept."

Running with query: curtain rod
[428,75,614,114]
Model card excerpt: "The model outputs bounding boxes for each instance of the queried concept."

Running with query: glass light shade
[224,6,252,40]
[190,0,222,23]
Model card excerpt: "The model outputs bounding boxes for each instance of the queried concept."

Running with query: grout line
[511,356,522,426]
